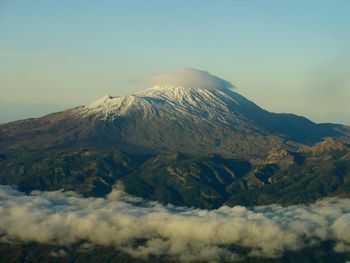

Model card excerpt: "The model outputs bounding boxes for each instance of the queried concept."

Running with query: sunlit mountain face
[1,69,350,262]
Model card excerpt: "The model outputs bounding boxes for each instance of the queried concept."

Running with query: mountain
[0,68,350,207]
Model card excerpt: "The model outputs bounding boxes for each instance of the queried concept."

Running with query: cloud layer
[144,68,234,90]
[0,185,349,261]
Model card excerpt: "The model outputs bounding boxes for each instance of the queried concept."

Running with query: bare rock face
[267,148,294,164]
[298,137,349,158]
[266,147,306,169]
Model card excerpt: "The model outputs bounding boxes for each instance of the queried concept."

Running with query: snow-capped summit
[75,68,255,120]
[76,84,255,121]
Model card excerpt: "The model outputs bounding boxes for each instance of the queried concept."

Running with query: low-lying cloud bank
[0,185,349,262]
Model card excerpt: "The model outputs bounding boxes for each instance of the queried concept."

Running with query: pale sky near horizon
[0,0,349,125]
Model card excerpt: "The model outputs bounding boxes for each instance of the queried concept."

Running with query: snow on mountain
[75,85,258,126]
[74,68,253,120]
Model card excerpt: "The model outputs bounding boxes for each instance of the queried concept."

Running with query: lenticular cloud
[144,68,234,90]
[0,185,349,261]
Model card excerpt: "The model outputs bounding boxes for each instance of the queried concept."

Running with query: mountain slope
[72,84,346,158]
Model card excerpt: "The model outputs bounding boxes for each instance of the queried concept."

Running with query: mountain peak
[144,68,234,90]
[76,69,245,121]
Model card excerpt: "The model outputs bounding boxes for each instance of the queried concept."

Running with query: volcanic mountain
[1,69,350,207]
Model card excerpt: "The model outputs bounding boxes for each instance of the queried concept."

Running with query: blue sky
[0,0,349,124]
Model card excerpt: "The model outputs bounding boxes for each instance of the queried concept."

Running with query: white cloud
[144,68,234,90]
[0,185,349,262]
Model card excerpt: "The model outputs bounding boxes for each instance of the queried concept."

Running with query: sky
[0,0,349,125]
